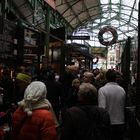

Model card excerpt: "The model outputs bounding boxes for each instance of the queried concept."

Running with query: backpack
[78,106,110,140]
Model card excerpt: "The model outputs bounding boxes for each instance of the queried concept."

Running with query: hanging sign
[67,36,90,40]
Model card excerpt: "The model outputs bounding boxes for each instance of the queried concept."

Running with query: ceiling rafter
[64,0,82,25]
[63,2,137,31]
[57,0,80,16]
[76,7,138,32]
[66,5,100,27]
[81,0,91,21]
[10,0,138,47]
[128,0,137,24]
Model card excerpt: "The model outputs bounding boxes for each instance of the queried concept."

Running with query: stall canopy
[66,43,94,60]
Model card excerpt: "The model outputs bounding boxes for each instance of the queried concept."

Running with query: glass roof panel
[68,0,139,47]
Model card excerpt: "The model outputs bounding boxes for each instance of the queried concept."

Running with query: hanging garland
[98,26,118,46]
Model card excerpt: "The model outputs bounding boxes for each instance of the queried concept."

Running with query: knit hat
[16,73,32,83]
[18,81,51,116]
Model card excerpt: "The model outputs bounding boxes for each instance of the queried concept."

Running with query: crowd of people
[0,64,137,140]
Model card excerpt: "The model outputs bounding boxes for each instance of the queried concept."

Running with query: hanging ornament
[98,26,118,46]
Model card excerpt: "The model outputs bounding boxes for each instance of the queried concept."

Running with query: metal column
[44,5,50,63]
[0,0,6,34]
[136,1,140,121]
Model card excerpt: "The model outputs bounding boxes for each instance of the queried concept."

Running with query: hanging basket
[98,26,118,46]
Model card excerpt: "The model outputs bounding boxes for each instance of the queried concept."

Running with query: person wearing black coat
[60,83,110,140]
[44,71,65,121]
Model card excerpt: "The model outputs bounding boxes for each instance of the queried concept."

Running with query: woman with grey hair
[78,82,98,105]
[60,83,110,140]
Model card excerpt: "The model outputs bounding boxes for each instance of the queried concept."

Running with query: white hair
[78,83,97,104]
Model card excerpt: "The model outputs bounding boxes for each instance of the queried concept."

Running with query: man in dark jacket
[60,83,110,140]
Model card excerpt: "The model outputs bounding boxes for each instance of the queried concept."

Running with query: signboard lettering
[67,36,90,40]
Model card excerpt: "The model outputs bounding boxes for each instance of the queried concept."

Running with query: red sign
[44,0,56,10]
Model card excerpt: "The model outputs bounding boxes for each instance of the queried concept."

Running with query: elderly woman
[60,83,110,140]
[12,81,58,140]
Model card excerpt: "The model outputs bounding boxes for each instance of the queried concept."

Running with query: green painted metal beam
[128,0,137,24]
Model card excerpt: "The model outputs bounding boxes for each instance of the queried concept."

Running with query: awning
[66,43,94,60]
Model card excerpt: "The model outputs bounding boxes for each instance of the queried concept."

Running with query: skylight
[71,0,139,47]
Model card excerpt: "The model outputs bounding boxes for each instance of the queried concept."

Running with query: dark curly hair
[105,69,116,82]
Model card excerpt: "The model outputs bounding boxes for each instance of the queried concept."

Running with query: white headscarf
[18,81,59,127]
[18,81,51,116]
